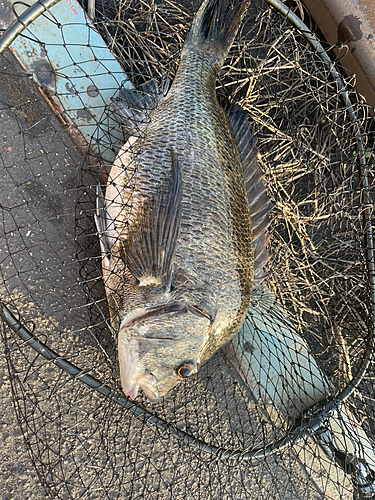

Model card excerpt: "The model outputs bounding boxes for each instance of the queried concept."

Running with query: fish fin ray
[221,99,274,277]
[95,185,112,268]
[123,147,182,289]
[186,0,251,65]
[110,77,170,134]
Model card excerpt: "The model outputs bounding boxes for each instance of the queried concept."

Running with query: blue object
[0,0,132,163]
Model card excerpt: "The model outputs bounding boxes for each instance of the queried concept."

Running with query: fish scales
[96,0,272,402]
[132,52,254,320]
[110,53,253,365]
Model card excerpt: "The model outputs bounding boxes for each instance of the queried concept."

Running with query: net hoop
[0,0,374,459]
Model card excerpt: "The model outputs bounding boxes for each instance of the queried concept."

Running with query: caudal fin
[186,0,251,63]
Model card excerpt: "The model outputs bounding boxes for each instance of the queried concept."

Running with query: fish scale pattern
[102,45,257,385]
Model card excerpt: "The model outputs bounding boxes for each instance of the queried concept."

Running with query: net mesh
[0,0,375,498]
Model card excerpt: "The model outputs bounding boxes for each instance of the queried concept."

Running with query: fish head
[117,307,212,402]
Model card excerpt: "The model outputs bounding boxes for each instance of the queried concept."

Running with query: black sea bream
[95,0,272,402]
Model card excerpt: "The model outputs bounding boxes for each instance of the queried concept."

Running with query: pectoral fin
[123,147,182,291]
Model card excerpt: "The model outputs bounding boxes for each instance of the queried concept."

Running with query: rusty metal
[302,0,375,108]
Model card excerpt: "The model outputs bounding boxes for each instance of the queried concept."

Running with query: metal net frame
[0,0,375,498]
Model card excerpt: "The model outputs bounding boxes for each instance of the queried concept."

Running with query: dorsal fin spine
[221,99,274,277]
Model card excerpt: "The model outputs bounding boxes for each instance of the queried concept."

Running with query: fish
[95,0,273,402]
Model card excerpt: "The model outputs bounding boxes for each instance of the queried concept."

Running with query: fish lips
[119,299,213,329]
[124,373,159,403]
[118,336,160,403]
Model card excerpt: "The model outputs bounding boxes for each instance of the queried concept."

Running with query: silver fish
[95,0,273,402]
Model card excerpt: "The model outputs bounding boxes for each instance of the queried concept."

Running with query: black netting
[1,0,375,498]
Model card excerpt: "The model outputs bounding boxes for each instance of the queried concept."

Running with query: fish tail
[186,0,251,63]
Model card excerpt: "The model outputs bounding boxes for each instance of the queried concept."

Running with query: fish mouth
[118,337,160,403]
[124,373,159,403]
[132,336,178,342]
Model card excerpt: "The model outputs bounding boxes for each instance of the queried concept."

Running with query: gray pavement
[0,49,85,499]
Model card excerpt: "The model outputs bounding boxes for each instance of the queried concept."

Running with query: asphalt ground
[0,49,85,499]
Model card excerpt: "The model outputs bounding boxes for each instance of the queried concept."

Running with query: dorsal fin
[221,99,274,278]
[110,76,170,135]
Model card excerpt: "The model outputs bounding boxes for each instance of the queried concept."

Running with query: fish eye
[176,361,197,379]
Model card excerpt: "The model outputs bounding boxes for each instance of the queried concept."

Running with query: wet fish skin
[96,0,259,401]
